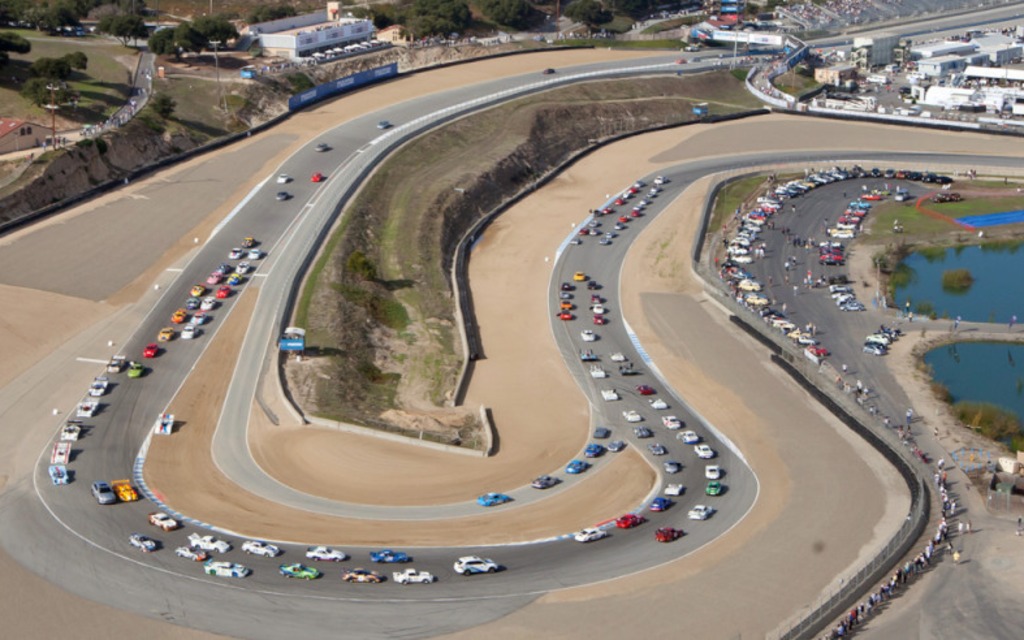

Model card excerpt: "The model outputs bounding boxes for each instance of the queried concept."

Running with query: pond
[924,341,1024,424]
[892,243,1024,323]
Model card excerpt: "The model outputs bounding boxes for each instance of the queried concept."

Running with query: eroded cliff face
[0,121,203,224]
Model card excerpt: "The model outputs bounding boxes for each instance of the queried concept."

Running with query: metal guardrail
[692,183,931,640]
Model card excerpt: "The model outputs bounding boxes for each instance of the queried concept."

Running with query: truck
[107,355,127,373]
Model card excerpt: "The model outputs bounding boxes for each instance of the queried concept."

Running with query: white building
[916,54,970,78]
[852,32,900,68]
[910,41,976,60]
[248,1,374,59]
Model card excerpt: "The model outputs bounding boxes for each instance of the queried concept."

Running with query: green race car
[127,361,145,379]
[705,481,723,496]
[279,563,321,580]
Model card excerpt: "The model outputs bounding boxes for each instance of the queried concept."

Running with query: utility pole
[44,83,59,150]
[209,40,225,112]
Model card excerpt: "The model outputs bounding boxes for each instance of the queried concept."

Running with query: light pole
[44,83,60,149]
[209,40,225,112]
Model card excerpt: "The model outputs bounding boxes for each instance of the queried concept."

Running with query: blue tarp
[957,209,1024,228]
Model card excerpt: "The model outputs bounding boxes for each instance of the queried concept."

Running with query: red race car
[559,311,574,321]
[655,527,684,543]
[593,315,607,325]
[861,193,883,201]
[617,216,630,224]
[635,384,655,395]
[630,210,642,218]
[311,172,325,183]
[143,343,159,358]
[216,286,232,299]
[615,513,646,529]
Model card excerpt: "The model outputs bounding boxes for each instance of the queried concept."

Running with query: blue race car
[477,492,512,507]
[584,443,606,458]
[566,459,590,474]
[370,549,410,563]
[227,273,243,286]
[649,497,673,512]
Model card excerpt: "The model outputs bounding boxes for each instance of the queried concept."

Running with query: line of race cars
[553,176,731,544]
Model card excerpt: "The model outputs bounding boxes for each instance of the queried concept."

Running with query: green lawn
[0,33,137,125]
[929,195,1024,218]
[711,175,766,232]
[559,38,685,49]
[866,200,961,238]
[642,17,700,34]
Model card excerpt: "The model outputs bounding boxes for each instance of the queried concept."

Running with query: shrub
[954,401,1021,442]
[941,268,974,293]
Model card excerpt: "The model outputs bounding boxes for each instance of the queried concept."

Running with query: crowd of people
[821,459,968,638]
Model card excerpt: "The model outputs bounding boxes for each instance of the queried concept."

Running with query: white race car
[573,527,609,543]
[129,533,157,553]
[601,389,619,401]
[610,352,627,362]
[580,330,596,342]
[175,546,208,562]
[204,560,250,578]
[242,540,281,558]
[678,430,700,444]
[188,533,231,554]
[622,410,642,423]
[393,568,436,584]
[649,398,668,410]
[276,174,292,184]
[664,484,684,496]
[88,376,109,397]
[705,465,722,480]
[181,324,197,340]
[148,512,180,531]
[235,261,252,275]
[306,546,348,562]
[200,296,217,311]
[661,416,682,430]
[453,556,499,576]
[694,444,716,459]
[688,505,715,520]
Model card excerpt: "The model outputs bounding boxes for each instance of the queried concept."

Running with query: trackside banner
[288,63,399,111]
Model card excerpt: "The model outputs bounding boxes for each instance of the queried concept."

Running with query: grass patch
[153,76,244,140]
[941,268,974,293]
[889,262,915,289]
[866,201,962,238]
[711,174,768,231]
[559,38,685,49]
[954,401,1021,442]
[599,15,636,33]
[642,16,700,33]
[931,195,1024,218]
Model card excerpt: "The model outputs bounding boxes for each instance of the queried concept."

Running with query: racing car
[477,492,512,507]
[573,528,609,543]
[204,560,250,578]
[370,549,410,563]
[148,512,180,531]
[279,563,321,580]
[649,497,672,512]
[175,547,209,562]
[306,546,348,562]
[453,556,499,576]
[615,513,646,529]
[393,568,436,584]
[127,361,145,378]
[129,533,158,553]
[565,459,590,474]
[242,540,282,558]
[157,327,175,342]
[340,568,384,583]
[188,533,231,554]
[655,527,684,543]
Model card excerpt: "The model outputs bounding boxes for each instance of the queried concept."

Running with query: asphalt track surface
[5,18,1024,638]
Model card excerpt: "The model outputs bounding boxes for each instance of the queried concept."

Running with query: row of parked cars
[863,325,904,356]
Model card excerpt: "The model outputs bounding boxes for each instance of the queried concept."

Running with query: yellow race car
[111,479,138,502]
[171,308,188,324]
[158,327,175,342]
[573,271,586,282]
[190,284,206,297]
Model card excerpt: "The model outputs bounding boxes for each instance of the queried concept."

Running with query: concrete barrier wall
[307,415,488,457]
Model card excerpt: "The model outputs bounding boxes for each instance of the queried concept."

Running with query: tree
[97,14,148,46]
[407,0,470,38]
[20,77,69,106]
[172,22,206,57]
[192,15,239,47]
[62,51,87,71]
[346,251,378,281]
[0,30,30,67]
[147,27,175,55]
[150,93,175,118]
[478,0,532,30]
[30,56,72,80]
[564,0,611,28]
[247,4,296,24]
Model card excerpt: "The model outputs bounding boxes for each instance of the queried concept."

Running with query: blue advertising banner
[279,338,306,351]
[288,63,399,111]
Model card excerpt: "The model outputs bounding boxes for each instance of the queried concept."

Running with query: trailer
[51,441,71,465]
[49,464,70,485]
